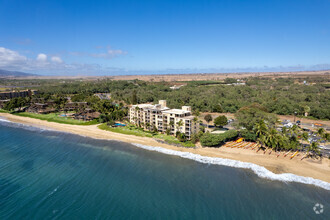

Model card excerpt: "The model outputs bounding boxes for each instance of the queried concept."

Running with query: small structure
[72,108,100,121]
[26,103,56,114]
[169,85,184,90]
[63,102,88,111]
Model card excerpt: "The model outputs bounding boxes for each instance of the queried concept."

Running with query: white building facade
[129,100,199,139]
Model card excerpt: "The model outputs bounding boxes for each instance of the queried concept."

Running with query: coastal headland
[1,112,329,184]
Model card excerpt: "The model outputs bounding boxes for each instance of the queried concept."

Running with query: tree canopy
[214,115,228,127]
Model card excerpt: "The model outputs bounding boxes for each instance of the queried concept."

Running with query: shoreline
[1,112,329,189]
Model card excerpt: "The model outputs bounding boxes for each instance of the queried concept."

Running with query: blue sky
[0,0,329,75]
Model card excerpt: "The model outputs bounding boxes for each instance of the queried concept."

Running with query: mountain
[0,69,38,77]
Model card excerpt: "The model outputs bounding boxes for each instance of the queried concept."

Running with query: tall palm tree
[193,117,198,134]
[266,128,279,150]
[135,107,140,125]
[308,141,321,158]
[288,124,300,137]
[317,128,325,137]
[146,122,150,131]
[254,120,268,138]
[176,120,183,133]
[302,132,309,142]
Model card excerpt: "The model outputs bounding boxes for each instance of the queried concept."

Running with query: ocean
[0,119,329,219]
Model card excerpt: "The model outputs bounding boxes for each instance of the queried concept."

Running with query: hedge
[200,130,238,147]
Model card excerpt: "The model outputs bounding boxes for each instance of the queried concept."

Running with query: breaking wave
[132,143,330,191]
[1,116,329,191]
[0,117,10,123]
[0,117,52,132]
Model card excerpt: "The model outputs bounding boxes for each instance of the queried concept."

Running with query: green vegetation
[204,114,212,125]
[153,134,195,148]
[213,115,228,127]
[233,104,320,154]
[200,130,238,147]
[13,112,99,125]
[98,123,153,137]
[1,76,329,119]
[235,103,278,131]
[0,109,9,113]
[98,123,195,147]
[2,97,28,111]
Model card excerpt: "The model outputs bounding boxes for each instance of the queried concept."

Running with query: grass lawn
[153,134,195,148]
[98,123,154,137]
[13,112,99,125]
[0,109,10,113]
[98,123,195,147]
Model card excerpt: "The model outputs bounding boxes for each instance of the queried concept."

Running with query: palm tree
[135,107,140,125]
[308,141,321,158]
[302,132,309,142]
[288,124,300,137]
[317,128,325,137]
[256,135,267,152]
[266,128,279,151]
[254,120,268,138]
[323,133,330,142]
[176,120,183,133]
[192,117,198,133]
[146,122,150,131]
[169,120,174,129]
[304,105,310,117]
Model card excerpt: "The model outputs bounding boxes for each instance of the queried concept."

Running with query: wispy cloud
[0,46,125,75]
[51,56,63,63]
[70,46,127,59]
[0,46,329,76]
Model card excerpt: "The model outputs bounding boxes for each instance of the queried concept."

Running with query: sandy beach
[1,112,329,183]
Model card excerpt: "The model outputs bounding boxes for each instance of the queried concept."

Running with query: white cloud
[0,47,27,67]
[51,56,63,63]
[1,46,329,76]
[0,46,126,75]
[36,53,47,62]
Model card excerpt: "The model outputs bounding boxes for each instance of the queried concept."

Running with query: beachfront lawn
[13,112,99,125]
[98,123,195,147]
[98,123,154,137]
[0,109,10,113]
[153,134,195,148]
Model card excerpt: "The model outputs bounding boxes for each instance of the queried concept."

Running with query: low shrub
[200,130,238,147]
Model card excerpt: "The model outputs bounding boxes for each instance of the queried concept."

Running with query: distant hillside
[0,69,38,77]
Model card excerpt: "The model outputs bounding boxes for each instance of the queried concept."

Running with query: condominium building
[0,90,38,100]
[129,100,199,139]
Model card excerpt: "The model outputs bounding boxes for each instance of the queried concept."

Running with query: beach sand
[1,112,329,183]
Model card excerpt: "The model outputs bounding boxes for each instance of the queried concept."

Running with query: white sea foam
[1,118,329,190]
[0,117,10,122]
[132,143,330,191]
[0,117,53,132]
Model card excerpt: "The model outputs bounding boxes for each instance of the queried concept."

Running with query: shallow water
[0,120,329,219]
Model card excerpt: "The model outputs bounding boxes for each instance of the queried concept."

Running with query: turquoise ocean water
[0,119,329,219]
